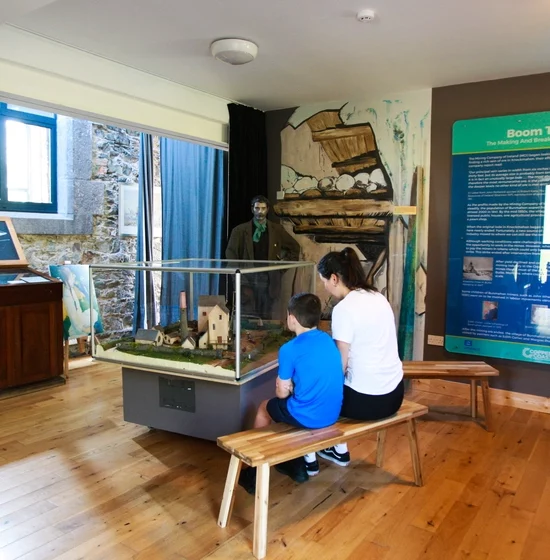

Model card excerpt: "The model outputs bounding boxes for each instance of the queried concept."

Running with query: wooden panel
[0,305,21,389]
[0,269,61,307]
[218,400,428,467]
[393,205,417,215]
[274,198,393,218]
[412,377,550,414]
[312,124,376,143]
[293,220,387,235]
[18,301,61,383]
[306,111,342,132]
[0,306,15,389]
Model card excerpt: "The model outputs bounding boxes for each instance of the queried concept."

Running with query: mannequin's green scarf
[253,219,267,243]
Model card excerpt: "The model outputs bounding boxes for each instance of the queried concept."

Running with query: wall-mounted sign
[0,217,27,266]
[446,111,550,364]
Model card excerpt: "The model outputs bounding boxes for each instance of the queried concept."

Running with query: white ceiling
[3,0,550,110]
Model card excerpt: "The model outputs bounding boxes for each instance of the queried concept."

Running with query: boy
[238,292,343,494]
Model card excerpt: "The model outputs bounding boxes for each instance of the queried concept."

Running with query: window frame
[0,102,58,213]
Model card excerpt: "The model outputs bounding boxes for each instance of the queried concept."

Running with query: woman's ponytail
[318,247,376,292]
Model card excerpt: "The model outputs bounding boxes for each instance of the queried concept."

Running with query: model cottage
[197,295,230,350]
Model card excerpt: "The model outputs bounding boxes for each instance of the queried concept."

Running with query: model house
[182,334,197,350]
[1,2,549,559]
[195,302,230,350]
[207,303,230,350]
[198,330,209,350]
[135,328,163,346]
[163,332,181,346]
[197,295,226,333]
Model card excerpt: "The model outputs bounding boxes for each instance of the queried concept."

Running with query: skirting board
[410,378,550,415]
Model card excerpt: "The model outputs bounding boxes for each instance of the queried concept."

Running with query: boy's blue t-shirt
[278,329,343,429]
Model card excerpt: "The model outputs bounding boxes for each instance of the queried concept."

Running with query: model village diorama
[94,291,291,378]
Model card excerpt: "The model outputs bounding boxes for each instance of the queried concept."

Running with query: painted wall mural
[274,91,431,359]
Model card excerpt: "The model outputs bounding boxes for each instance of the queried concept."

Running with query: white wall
[0,25,230,146]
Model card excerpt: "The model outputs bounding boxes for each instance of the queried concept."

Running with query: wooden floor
[0,363,549,560]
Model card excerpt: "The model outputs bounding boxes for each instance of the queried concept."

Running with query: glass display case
[89,258,316,440]
[90,258,316,382]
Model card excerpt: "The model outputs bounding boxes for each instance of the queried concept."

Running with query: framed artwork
[49,264,104,340]
[0,217,28,267]
[119,183,162,237]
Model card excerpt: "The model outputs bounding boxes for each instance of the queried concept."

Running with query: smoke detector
[210,38,258,65]
[357,9,376,22]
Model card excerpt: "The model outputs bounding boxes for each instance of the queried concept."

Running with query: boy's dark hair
[287,292,321,329]
[251,195,269,208]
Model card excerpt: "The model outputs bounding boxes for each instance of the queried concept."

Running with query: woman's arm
[335,340,350,376]
[275,377,293,398]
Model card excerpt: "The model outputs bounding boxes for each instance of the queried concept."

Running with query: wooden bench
[403,361,499,432]
[217,399,428,559]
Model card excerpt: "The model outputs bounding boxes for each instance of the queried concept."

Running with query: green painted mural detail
[398,220,417,360]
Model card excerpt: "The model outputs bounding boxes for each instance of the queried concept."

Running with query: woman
[315,247,404,468]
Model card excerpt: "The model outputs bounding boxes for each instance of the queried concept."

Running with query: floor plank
[0,362,548,559]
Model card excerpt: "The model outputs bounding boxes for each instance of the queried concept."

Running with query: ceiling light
[357,9,376,22]
[210,38,258,65]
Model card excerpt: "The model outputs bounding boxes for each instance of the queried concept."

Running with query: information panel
[446,112,550,364]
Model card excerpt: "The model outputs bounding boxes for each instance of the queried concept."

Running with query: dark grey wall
[426,72,550,396]
[266,108,295,215]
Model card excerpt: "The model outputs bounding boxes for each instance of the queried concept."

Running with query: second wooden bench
[217,399,428,559]
[403,361,499,431]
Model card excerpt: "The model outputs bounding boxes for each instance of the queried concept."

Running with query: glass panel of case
[90,259,315,381]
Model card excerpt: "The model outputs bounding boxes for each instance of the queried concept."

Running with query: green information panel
[447,111,550,365]
[453,111,550,155]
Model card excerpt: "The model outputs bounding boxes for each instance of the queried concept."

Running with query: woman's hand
[336,340,350,376]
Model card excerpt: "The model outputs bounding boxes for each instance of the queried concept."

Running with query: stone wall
[19,121,141,336]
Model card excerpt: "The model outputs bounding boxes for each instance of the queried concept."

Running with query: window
[0,103,57,213]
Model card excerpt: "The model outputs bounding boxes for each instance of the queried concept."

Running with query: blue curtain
[160,138,226,325]
[133,133,156,332]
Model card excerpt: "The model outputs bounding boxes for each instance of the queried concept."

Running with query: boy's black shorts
[266,397,307,429]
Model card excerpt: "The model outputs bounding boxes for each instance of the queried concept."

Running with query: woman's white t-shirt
[332,289,403,395]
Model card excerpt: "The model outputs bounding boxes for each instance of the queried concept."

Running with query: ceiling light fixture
[210,38,258,65]
[357,9,376,22]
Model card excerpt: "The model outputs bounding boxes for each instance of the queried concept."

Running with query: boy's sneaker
[318,447,351,467]
[275,458,309,483]
[238,467,256,495]
[304,459,320,476]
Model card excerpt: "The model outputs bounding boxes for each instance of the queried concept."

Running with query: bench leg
[481,379,494,432]
[470,380,477,418]
[376,430,387,468]
[407,419,423,486]
[218,456,242,528]
[253,463,270,560]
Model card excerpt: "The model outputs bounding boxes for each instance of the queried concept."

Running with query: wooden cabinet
[0,268,63,390]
